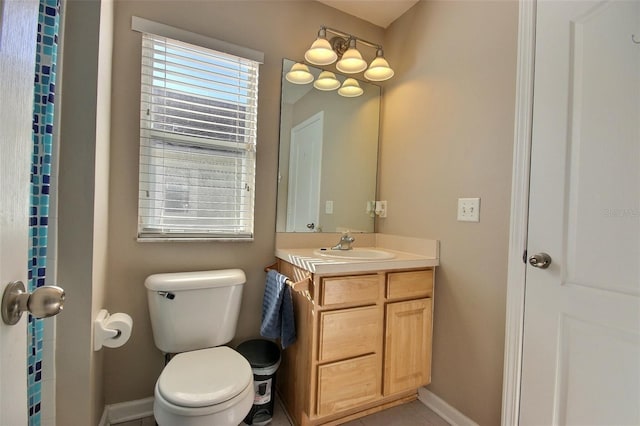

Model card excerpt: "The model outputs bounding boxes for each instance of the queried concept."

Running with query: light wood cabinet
[387,270,433,299]
[384,298,433,395]
[321,274,380,307]
[277,261,435,426]
[317,353,381,416]
[318,305,380,362]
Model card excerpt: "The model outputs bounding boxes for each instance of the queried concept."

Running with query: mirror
[276,59,381,233]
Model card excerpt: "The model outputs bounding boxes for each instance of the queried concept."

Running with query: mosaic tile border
[29,1,60,424]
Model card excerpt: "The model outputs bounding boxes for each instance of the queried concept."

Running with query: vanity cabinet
[384,270,433,396]
[384,298,432,395]
[276,260,435,426]
[318,305,381,362]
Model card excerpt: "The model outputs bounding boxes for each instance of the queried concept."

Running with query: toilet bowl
[144,270,254,426]
[153,347,254,426]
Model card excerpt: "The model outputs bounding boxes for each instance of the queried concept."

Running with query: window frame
[132,17,263,242]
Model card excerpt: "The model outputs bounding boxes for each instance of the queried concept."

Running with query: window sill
[136,236,254,243]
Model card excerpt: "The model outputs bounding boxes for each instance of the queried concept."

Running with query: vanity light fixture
[305,27,338,66]
[285,62,314,84]
[284,62,362,97]
[364,49,395,81]
[304,26,394,82]
[338,78,363,97]
[313,71,341,91]
[336,38,368,74]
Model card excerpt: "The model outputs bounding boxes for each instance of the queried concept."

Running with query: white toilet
[145,269,254,426]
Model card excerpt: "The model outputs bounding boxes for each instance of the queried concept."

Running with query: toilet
[145,269,254,426]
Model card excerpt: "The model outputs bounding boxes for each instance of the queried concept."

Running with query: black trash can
[237,339,281,425]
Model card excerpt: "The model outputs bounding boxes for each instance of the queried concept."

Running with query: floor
[113,397,449,426]
[341,401,450,426]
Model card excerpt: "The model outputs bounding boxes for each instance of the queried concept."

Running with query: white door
[520,1,640,425]
[286,112,323,232]
[0,1,39,424]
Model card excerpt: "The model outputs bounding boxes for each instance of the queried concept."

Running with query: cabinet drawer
[321,274,381,306]
[318,305,380,362]
[386,270,433,299]
[317,354,381,416]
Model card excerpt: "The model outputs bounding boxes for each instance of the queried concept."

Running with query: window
[134,20,262,240]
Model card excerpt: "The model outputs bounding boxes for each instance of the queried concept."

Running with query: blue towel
[260,270,296,349]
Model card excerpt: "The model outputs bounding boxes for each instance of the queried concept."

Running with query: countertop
[275,247,439,275]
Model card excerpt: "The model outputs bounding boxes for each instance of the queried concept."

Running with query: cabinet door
[384,298,433,395]
[317,354,381,416]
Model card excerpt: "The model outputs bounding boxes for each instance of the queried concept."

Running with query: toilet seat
[157,346,253,411]
[154,378,253,417]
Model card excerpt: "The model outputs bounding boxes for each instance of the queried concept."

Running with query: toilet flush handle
[157,291,175,300]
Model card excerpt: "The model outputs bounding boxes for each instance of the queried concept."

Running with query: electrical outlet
[325,200,333,214]
[457,198,480,222]
[376,201,388,218]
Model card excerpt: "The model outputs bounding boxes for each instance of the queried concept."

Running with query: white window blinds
[137,32,260,240]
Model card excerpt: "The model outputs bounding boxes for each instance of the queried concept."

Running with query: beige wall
[57,0,113,424]
[104,0,383,404]
[379,1,518,425]
[58,0,518,422]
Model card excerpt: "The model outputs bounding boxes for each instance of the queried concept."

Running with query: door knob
[1,281,65,325]
[528,252,552,269]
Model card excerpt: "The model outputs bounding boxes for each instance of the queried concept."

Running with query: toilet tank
[145,269,246,353]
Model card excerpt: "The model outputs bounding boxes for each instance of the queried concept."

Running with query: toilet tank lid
[145,269,246,291]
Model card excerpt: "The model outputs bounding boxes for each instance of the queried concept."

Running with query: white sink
[313,248,396,260]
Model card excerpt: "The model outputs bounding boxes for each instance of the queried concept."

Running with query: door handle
[306,223,315,230]
[1,281,65,325]
[528,252,552,269]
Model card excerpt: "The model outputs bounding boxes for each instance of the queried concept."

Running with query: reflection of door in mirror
[286,112,323,232]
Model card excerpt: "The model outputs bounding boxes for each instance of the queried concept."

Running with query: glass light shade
[364,56,395,81]
[305,38,338,66]
[285,62,314,84]
[313,71,340,91]
[336,47,367,74]
[338,78,363,97]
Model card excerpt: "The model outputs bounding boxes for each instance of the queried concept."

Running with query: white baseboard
[100,396,154,425]
[418,387,479,426]
[98,408,109,426]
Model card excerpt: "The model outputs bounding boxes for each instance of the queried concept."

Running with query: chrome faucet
[332,232,355,250]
